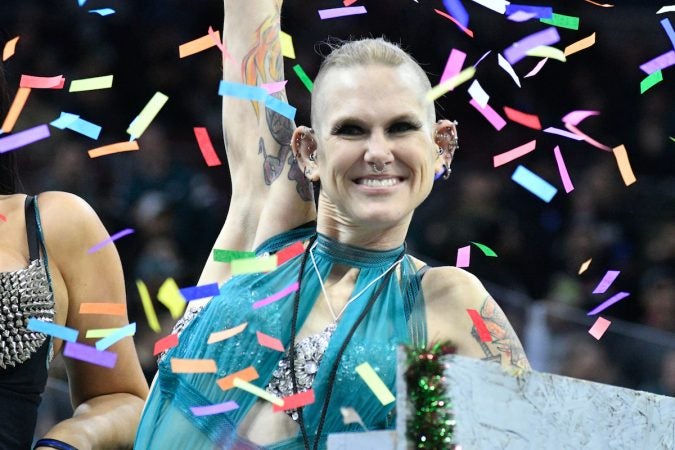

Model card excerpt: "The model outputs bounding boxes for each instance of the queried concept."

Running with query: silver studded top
[0,259,54,370]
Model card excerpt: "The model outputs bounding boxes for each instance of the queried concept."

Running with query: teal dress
[134,227,428,449]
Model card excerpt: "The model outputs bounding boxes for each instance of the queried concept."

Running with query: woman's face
[312,64,439,229]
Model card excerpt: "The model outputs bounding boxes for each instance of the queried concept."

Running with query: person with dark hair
[135,1,528,448]
[0,58,148,449]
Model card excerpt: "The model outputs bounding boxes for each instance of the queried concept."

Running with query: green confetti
[640,70,663,94]
[670,136,675,142]
[213,249,256,263]
[540,13,580,30]
[293,64,314,92]
[470,241,498,257]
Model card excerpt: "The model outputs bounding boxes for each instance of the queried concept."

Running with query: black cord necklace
[288,234,406,450]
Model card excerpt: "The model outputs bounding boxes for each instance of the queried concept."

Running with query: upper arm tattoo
[471,295,531,370]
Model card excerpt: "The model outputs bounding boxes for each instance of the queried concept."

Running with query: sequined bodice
[0,259,54,369]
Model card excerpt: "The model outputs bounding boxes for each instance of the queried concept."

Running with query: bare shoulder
[36,191,105,244]
[422,265,488,310]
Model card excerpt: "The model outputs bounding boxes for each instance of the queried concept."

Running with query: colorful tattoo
[472,295,530,370]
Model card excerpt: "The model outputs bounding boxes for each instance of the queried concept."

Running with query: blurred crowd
[1,0,672,425]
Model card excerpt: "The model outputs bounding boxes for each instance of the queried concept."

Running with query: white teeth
[359,178,398,187]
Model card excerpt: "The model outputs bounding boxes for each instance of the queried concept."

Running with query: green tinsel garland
[404,341,458,449]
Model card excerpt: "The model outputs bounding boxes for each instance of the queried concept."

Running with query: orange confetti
[256,331,285,352]
[79,302,127,315]
[217,366,259,391]
[503,106,542,130]
[170,358,217,373]
[179,31,220,58]
[1,87,31,133]
[88,140,139,158]
[2,36,19,62]
[343,0,358,5]
[612,145,637,186]
[564,33,596,57]
[433,9,474,38]
[583,0,614,6]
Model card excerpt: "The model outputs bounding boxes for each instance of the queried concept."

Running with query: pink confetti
[524,58,549,78]
[493,140,536,167]
[588,317,611,340]
[256,331,285,352]
[19,74,65,89]
[252,282,299,309]
[561,110,600,126]
[0,214,6,222]
[318,6,367,19]
[564,123,611,151]
[272,389,316,412]
[455,245,471,268]
[208,26,237,67]
[592,270,620,294]
[553,146,574,193]
[469,99,506,130]
[261,80,288,94]
[440,49,467,84]
[587,292,630,316]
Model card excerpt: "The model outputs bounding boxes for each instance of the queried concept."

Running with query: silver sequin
[0,259,54,369]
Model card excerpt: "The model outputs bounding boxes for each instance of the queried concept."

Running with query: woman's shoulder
[36,191,108,249]
[420,265,488,310]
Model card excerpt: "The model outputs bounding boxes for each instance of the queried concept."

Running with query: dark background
[1,0,673,403]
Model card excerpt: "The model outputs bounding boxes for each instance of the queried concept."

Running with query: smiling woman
[134,1,528,449]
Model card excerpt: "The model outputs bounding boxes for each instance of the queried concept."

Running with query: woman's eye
[334,125,363,135]
[389,122,418,133]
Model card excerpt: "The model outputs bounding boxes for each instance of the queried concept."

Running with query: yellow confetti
[230,255,278,275]
[85,327,121,338]
[2,36,19,62]
[157,278,186,319]
[355,362,395,405]
[126,92,169,139]
[564,33,596,57]
[612,144,637,186]
[578,258,592,275]
[69,75,114,92]
[233,377,284,406]
[280,31,295,59]
[136,279,161,332]
[526,46,566,62]
[425,67,476,102]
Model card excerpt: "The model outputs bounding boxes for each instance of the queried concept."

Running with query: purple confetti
[592,270,620,294]
[87,228,135,254]
[190,401,239,416]
[639,50,675,74]
[0,124,51,153]
[587,292,630,316]
[503,27,560,65]
[318,6,367,20]
[64,341,117,368]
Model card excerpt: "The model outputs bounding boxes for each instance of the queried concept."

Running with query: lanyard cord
[289,234,406,450]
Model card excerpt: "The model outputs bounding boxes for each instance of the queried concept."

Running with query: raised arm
[35,192,148,450]
[199,0,315,286]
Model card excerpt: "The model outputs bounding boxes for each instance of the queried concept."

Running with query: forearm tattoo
[471,295,530,370]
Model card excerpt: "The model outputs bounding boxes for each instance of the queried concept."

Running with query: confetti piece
[64,341,117,368]
[493,140,536,167]
[292,64,314,92]
[524,58,549,78]
[65,117,102,140]
[0,214,6,222]
[426,67,476,101]
[497,53,521,87]
[661,18,675,49]
[433,9,474,37]
[69,75,114,92]
[1,87,31,133]
[525,45,566,62]
[543,126,584,141]
[640,70,663,94]
[219,80,267,101]
[340,407,368,430]
[217,366,259,391]
[578,258,592,274]
[587,292,629,316]
[256,331,285,352]
[179,283,220,302]
[264,96,297,121]
[612,145,637,186]
[511,165,558,203]
[95,322,136,351]
[507,11,538,22]
[473,50,492,68]
[127,92,169,139]
[2,36,19,62]
[208,322,248,344]
[318,6,367,19]
[470,0,507,14]
[27,319,79,342]
[469,99,507,130]
[455,245,471,268]
[19,75,65,89]
[85,328,120,339]
[157,278,187,319]
[171,358,217,373]
[89,8,115,16]
[50,112,79,129]
[252,281,299,309]
[440,49,467,84]
[540,13,580,30]
[355,362,395,405]
[583,0,613,6]
[467,309,492,341]
[88,140,139,158]
[503,27,560,65]
[213,249,256,263]
[471,241,498,257]
[344,0,358,5]
[657,6,675,14]
[565,123,611,151]
[503,106,542,130]
[231,255,278,275]
[233,377,284,406]
[467,80,489,107]
[78,0,87,5]
[564,33,596,57]
[443,0,470,28]
[207,26,237,67]
[562,110,600,126]
[179,32,219,58]
[193,127,222,167]
[191,401,239,416]
[588,317,612,340]
[280,31,295,59]
[261,80,288,94]
[79,302,127,315]
[276,241,305,266]
[272,389,315,412]
[87,228,134,254]
[137,279,161,333]
[640,50,675,75]
[153,333,179,356]
[0,124,50,153]
[553,145,574,193]
[505,4,552,19]
[592,270,620,294]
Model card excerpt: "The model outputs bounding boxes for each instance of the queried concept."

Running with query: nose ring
[370,163,386,174]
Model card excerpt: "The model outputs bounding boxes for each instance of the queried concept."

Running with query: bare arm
[35,192,148,450]
[198,0,315,287]
[424,266,531,372]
